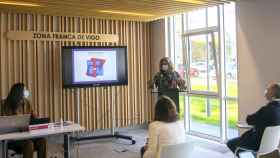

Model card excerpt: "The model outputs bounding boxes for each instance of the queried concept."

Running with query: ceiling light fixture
[98,10,154,17]
[0,1,40,7]
[174,0,205,4]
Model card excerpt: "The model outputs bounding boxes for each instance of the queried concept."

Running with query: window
[224,3,238,139]
[166,3,237,141]
[188,9,206,30]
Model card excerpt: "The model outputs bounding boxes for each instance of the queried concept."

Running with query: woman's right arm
[149,73,161,89]
[143,122,160,158]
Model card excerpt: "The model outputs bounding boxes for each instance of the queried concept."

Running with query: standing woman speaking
[149,57,186,90]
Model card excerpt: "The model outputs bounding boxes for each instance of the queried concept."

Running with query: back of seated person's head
[154,95,178,123]
[273,83,280,99]
[265,83,280,101]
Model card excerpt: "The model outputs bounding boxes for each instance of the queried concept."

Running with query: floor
[61,128,235,158]
[191,121,238,138]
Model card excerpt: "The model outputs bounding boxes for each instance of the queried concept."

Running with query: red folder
[29,123,49,131]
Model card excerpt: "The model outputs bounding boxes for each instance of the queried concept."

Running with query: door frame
[182,24,227,142]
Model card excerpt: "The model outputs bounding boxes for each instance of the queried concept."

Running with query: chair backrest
[258,126,280,154]
[156,142,194,158]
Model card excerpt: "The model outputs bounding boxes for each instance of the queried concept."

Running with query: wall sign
[6,31,119,42]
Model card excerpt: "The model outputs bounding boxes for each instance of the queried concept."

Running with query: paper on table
[236,122,253,129]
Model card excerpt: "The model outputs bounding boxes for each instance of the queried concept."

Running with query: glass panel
[169,17,175,62]
[189,96,221,137]
[179,95,185,120]
[189,35,207,91]
[208,33,218,92]
[183,13,187,31]
[189,33,218,93]
[188,8,206,30]
[174,15,184,77]
[224,3,237,98]
[227,99,238,139]
[207,6,218,27]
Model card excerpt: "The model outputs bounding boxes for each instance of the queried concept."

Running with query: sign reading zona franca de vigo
[6,31,119,42]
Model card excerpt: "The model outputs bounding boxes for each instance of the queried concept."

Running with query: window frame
[165,3,238,142]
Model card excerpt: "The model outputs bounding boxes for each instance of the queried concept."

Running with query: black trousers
[8,138,47,158]
[227,136,259,154]
[140,146,145,158]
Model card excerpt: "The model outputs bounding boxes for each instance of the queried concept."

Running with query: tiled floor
[68,128,235,158]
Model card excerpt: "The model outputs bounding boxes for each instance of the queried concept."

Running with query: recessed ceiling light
[175,0,205,4]
[98,10,154,17]
[0,1,40,7]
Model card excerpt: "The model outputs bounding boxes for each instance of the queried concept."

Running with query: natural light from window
[165,3,237,141]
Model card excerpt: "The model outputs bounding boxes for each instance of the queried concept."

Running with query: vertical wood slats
[0,11,152,130]
[0,0,233,22]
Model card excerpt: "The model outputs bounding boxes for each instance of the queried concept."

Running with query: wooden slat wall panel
[0,11,152,130]
[0,0,236,21]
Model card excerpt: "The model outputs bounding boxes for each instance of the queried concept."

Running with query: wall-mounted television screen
[62,46,128,88]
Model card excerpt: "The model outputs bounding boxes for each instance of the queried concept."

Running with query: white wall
[151,19,166,76]
[237,0,280,122]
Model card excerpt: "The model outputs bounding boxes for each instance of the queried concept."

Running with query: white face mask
[23,89,30,98]
[264,89,268,97]
[161,64,169,71]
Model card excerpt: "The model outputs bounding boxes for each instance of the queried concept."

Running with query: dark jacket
[243,100,280,150]
[153,71,181,89]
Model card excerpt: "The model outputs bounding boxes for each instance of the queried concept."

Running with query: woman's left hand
[178,79,186,89]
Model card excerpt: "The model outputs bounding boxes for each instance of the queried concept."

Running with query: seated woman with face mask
[0,83,47,158]
[149,57,186,90]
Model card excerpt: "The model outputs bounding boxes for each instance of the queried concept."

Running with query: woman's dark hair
[5,83,25,111]
[155,95,178,122]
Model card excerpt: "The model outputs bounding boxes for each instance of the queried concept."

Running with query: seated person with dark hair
[141,96,185,158]
[0,83,47,158]
[227,83,280,154]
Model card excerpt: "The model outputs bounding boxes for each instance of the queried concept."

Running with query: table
[0,123,84,158]
[236,122,253,129]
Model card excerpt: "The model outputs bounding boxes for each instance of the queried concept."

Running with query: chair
[156,142,194,158]
[258,150,280,158]
[235,126,280,158]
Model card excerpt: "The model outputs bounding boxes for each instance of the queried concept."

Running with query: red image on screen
[86,58,106,78]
